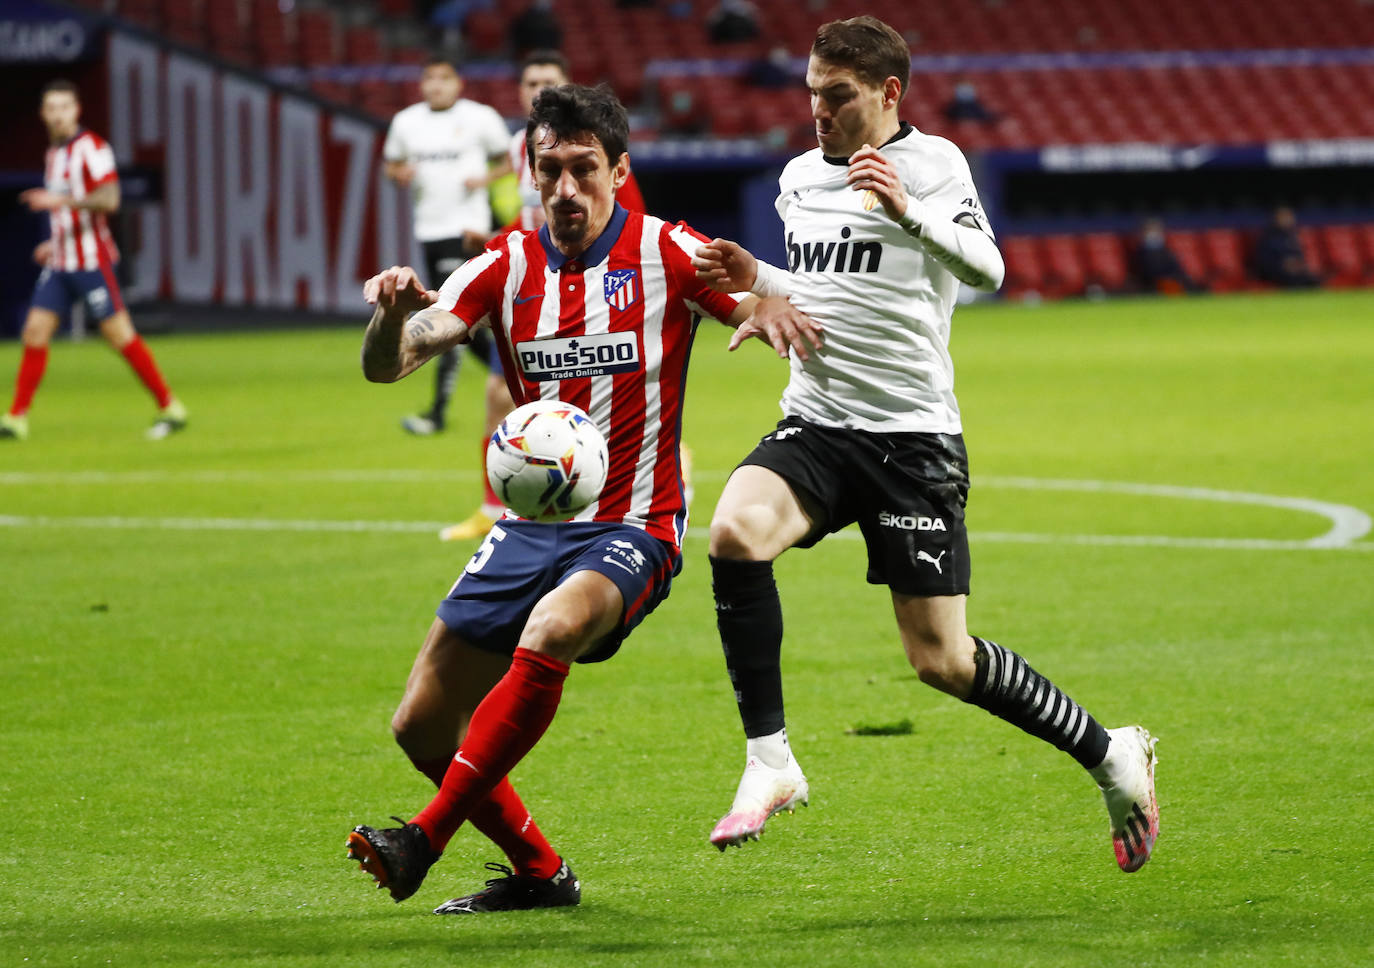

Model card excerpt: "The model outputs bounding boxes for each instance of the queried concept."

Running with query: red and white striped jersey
[42,128,121,272]
[437,206,745,549]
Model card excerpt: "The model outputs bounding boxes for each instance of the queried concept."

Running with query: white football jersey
[383,99,511,242]
[774,124,994,434]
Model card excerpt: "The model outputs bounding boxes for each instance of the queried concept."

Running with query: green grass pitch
[2,290,1371,967]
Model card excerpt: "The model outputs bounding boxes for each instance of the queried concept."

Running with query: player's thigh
[393,617,514,752]
[709,464,817,560]
[891,591,976,695]
[97,309,136,349]
[20,307,61,347]
[518,570,626,665]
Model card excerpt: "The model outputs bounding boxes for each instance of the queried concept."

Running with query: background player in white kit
[692,16,1161,873]
[437,50,651,542]
[384,55,511,438]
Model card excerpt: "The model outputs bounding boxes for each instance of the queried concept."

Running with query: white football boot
[1092,725,1160,872]
[709,748,809,850]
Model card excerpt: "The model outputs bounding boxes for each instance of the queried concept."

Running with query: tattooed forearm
[361,302,407,383]
[362,306,467,383]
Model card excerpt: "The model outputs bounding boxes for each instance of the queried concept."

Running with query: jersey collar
[539,204,629,272]
[820,121,914,166]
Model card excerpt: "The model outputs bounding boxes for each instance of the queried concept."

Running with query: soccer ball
[486,399,609,521]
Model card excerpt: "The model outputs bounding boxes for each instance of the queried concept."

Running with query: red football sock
[481,437,502,511]
[10,345,48,416]
[119,335,173,408]
[411,648,569,853]
[469,778,562,878]
[407,751,561,877]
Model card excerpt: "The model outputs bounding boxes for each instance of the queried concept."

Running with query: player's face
[805,56,895,158]
[420,64,462,110]
[533,127,628,254]
[519,64,568,117]
[40,91,80,143]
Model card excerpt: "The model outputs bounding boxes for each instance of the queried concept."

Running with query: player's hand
[388,163,416,187]
[461,230,491,257]
[846,145,906,221]
[363,266,437,317]
[19,188,65,212]
[692,238,758,293]
[32,240,53,265]
[731,296,823,361]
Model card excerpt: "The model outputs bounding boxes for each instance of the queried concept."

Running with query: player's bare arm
[384,160,416,187]
[32,240,53,265]
[729,296,824,361]
[20,182,119,214]
[464,153,515,191]
[848,145,1004,292]
[692,238,759,293]
[361,266,468,382]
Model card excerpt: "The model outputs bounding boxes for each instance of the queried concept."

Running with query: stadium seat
[1040,235,1087,298]
[1081,233,1131,293]
[1163,231,1210,290]
[1000,237,1045,300]
[1202,228,1251,292]
[1319,225,1371,287]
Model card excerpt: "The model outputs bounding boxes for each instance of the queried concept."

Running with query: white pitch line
[0,514,449,534]
[1,471,1369,550]
[979,476,1371,548]
[0,515,1371,552]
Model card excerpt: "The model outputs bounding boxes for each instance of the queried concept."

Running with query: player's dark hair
[41,78,80,102]
[812,16,910,101]
[525,83,628,168]
[521,49,569,78]
[423,53,461,75]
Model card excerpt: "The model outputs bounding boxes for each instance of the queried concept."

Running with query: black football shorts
[738,416,972,597]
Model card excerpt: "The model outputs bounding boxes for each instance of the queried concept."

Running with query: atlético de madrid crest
[604,269,639,311]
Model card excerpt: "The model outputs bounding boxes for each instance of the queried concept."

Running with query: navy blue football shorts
[738,416,972,598]
[436,519,680,663]
[31,265,126,322]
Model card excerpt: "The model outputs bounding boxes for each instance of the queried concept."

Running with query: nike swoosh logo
[454,752,478,772]
[514,293,543,305]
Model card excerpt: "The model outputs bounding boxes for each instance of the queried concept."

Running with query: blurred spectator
[510,0,562,55]
[662,86,709,135]
[616,0,656,6]
[944,80,997,123]
[746,45,794,88]
[1253,207,1321,288]
[707,0,760,43]
[1133,218,1200,294]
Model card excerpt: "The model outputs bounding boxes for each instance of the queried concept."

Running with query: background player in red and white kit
[693,17,1160,873]
[437,50,649,542]
[2,80,186,442]
[345,83,796,914]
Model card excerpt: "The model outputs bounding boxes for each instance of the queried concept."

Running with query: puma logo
[916,549,947,574]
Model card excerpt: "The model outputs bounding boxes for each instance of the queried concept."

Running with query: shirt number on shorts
[464,524,507,575]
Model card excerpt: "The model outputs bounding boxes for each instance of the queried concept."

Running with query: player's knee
[708,510,764,559]
[904,635,974,697]
[519,608,589,664]
[390,707,422,752]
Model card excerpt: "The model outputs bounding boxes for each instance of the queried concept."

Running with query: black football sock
[429,347,461,425]
[711,556,785,739]
[964,637,1111,769]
